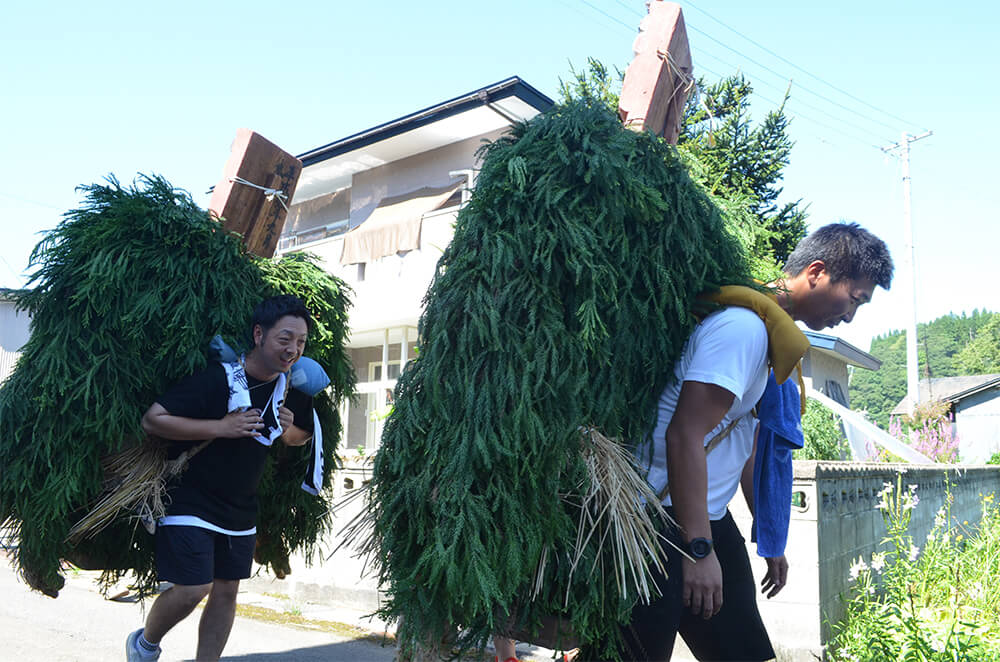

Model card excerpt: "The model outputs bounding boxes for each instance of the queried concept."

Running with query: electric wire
[692,57,883,151]
[682,0,927,132]
[603,0,910,138]
[691,46,891,148]
[576,1,888,151]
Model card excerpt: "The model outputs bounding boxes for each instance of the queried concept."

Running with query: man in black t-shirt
[125,295,315,662]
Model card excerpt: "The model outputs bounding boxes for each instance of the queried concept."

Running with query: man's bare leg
[494,635,518,661]
[143,583,213,644]
[195,578,240,662]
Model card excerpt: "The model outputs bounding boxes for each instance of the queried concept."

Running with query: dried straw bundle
[65,439,209,545]
[555,429,683,605]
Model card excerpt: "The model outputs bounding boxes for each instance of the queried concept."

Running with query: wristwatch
[687,537,714,559]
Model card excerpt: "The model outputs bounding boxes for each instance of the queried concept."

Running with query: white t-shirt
[640,306,770,520]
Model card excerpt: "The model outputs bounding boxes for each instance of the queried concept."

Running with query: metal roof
[804,330,881,371]
[296,77,553,167]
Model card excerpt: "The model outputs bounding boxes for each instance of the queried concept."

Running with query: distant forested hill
[849,310,1000,428]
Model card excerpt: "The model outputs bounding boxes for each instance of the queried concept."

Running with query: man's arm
[740,428,757,514]
[666,380,734,620]
[739,426,789,599]
[142,402,265,440]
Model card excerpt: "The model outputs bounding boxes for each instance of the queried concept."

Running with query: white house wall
[802,348,851,406]
[955,387,1000,463]
[0,300,30,382]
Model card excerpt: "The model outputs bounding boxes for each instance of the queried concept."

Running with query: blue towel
[752,371,804,558]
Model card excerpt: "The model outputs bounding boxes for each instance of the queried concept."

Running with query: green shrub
[795,399,848,461]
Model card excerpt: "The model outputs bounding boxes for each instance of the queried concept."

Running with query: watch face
[689,538,713,559]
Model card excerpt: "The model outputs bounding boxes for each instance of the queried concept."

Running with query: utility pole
[882,130,932,413]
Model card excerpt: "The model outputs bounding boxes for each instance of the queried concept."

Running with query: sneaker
[126,628,160,661]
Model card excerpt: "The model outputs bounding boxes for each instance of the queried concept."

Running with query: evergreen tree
[370,96,757,657]
[849,311,999,427]
[678,75,808,266]
[955,313,1000,374]
[559,62,806,278]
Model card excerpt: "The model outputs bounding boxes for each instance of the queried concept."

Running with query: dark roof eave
[804,331,881,370]
[945,376,1000,403]
[297,77,554,167]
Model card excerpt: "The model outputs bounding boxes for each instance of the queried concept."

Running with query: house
[277,77,553,455]
[801,330,880,407]
[891,374,1000,462]
[0,288,31,382]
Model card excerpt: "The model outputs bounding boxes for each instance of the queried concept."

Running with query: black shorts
[614,510,774,662]
[155,525,256,586]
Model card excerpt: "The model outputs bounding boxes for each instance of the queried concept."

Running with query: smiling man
[607,222,893,662]
[126,295,315,662]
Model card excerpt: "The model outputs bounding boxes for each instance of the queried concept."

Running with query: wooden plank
[618,1,693,145]
[208,129,303,258]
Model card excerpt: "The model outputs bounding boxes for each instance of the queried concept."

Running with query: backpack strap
[655,408,756,502]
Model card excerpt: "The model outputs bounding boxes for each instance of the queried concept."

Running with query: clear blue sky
[2,0,997,352]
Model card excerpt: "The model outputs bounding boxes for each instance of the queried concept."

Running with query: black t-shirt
[156,363,314,531]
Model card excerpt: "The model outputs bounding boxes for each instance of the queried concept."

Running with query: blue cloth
[752,371,804,558]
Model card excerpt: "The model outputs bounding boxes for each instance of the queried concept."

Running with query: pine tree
[679,74,808,266]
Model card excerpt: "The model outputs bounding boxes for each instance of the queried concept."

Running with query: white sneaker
[126,629,160,661]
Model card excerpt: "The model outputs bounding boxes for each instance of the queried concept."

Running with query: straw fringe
[557,428,689,607]
[65,438,210,544]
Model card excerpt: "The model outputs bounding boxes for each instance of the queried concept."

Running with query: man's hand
[277,405,294,433]
[218,408,264,438]
[278,406,312,446]
[682,552,723,619]
[761,555,788,598]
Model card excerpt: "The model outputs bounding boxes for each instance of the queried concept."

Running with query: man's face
[802,270,876,331]
[254,314,308,374]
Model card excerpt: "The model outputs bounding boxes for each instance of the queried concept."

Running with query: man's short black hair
[783,222,894,289]
[251,295,313,337]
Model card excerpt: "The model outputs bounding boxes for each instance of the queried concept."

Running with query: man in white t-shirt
[616,223,893,661]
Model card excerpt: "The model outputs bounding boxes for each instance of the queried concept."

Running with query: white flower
[870,552,886,573]
[849,557,868,581]
[909,545,920,561]
[934,507,946,529]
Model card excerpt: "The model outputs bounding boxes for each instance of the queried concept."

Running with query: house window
[369,361,402,382]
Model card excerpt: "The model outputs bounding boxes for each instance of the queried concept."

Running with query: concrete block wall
[730,462,1000,660]
[251,460,1000,661]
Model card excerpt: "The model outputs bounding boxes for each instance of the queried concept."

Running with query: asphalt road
[0,559,397,662]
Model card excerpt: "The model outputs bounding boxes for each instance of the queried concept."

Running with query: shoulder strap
[655,410,754,502]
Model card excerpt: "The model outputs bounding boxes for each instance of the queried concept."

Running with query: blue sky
[2,1,997,352]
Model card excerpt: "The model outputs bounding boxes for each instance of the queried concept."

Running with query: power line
[684,22,903,135]
[690,47,893,147]
[682,0,927,132]
[579,0,638,32]
[692,57,883,152]
[601,0,911,137]
[0,191,64,212]
[573,2,888,150]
